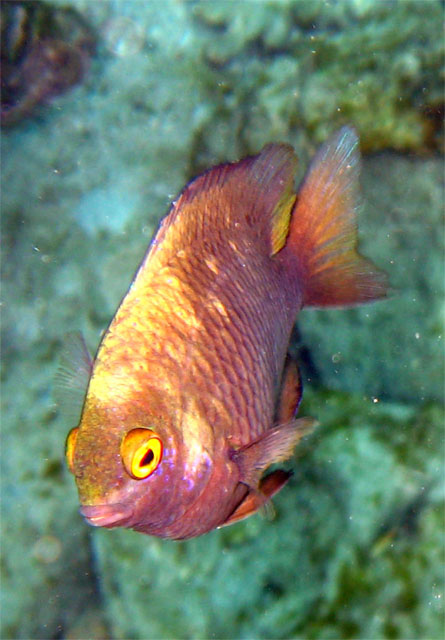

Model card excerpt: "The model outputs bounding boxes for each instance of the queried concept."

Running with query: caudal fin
[284,127,388,307]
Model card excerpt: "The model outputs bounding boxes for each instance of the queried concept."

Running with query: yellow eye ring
[121,428,163,480]
[65,426,79,474]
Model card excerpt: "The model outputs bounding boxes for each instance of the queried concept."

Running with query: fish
[65,127,387,540]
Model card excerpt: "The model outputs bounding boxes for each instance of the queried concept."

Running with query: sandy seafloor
[1,1,444,639]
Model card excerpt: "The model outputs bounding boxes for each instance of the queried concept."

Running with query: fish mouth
[80,503,134,528]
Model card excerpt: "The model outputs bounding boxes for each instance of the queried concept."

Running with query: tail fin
[284,127,387,307]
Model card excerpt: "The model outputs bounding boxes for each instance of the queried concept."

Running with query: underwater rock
[1,0,95,126]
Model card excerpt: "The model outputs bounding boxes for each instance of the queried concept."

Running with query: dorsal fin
[151,144,298,257]
[243,143,297,254]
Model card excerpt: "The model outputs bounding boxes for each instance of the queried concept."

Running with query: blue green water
[1,1,443,638]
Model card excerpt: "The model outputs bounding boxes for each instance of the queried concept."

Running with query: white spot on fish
[205,259,219,274]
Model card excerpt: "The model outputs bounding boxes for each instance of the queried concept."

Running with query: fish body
[66,127,387,539]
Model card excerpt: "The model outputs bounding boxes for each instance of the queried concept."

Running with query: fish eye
[121,428,163,480]
[65,427,79,474]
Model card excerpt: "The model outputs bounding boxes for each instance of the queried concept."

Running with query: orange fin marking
[150,143,298,260]
[219,470,292,527]
[276,354,303,424]
[247,143,297,255]
[231,417,316,489]
[284,126,388,306]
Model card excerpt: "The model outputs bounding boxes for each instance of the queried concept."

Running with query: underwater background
[1,0,444,638]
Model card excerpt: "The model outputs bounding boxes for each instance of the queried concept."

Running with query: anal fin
[276,353,303,424]
[219,470,292,528]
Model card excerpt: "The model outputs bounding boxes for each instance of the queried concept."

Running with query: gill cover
[121,428,163,479]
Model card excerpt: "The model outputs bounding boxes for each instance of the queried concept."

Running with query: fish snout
[80,503,134,528]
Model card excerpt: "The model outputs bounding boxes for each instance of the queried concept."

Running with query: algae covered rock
[194,0,444,153]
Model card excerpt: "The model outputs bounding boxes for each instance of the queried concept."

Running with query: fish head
[65,389,178,531]
[65,386,235,537]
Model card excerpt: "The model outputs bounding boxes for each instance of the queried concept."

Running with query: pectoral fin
[54,331,93,424]
[231,417,316,489]
[225,403,316,528]
[219,470,292,528]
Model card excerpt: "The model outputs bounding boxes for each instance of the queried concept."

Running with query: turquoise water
[1,1,443,638]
